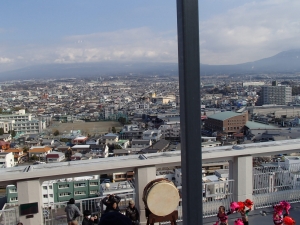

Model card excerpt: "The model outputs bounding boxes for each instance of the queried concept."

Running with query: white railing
[161,179,234,224]
[44,193,135,225]
[253,163,300,208]
[202,179,234,217]
[0,206,19,225]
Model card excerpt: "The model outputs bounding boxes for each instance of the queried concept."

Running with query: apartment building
[6,176,100,205]
[258,82,292,106]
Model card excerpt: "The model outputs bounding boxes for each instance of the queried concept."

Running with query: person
[214,206,231,225]
[273,204,284,225]
[82,209,98,225]
[98,211,132,225]
[101,194,121,213]
[65,198,83,225]
[239,205,251,225]
[125,200,140,225]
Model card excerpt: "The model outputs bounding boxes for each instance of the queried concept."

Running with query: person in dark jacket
[82,210,98,225]
[65,198,82,225]
[98,211,132,225]
[101,194,121,213]
[125,200,140,225]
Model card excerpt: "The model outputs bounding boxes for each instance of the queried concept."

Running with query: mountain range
[0,49,300,81]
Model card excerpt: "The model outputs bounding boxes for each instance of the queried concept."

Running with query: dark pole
[177,0,202,224]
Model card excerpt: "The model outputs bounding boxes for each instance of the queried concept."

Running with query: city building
[258,82,292,105]
[6,176,100,206]
[0,152,14,168]
[205,111,248,134]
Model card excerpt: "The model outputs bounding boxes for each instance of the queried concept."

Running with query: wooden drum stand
[143,178,180,225]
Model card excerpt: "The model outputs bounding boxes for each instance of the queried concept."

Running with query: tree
[8,130,16,137]
[53,129,60,136]
[118,117,127,125]
[65,149,72,161]
[112,127,116,133]
[0,128,4,135]
[23,146,29,153]
[114,144,122,149]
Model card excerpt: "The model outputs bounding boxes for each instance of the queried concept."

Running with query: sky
[1,0,300,73]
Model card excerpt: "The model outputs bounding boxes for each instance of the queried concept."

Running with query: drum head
[146,182,180,216]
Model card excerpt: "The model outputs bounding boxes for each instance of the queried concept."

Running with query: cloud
[0,57,13,64]
[0,27,178,73]
[200,0,300,64]
[53,27,178,64]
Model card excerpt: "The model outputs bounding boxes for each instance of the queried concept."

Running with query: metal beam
[177,0,202,224]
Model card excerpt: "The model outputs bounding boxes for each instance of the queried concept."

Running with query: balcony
[1,140,300,224]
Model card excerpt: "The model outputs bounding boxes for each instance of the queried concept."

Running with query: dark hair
[219,206,225,211]
[69,198,75,204]
[84,209,91,216]
[17,223,23,225]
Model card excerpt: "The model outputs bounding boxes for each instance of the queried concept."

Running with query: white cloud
[0,57,13,64]
[200,0,300,64]
[53,27,178,64]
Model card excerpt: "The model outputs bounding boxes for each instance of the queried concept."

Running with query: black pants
[243,222,249,225]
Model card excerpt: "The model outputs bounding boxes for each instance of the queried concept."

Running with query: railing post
[134,166,156,225]
[17,179,43,225]
[232,156,253,201]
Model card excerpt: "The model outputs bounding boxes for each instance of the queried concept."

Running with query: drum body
[143,178,180,216]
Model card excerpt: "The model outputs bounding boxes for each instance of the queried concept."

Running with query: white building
[142,130,162,142]
[0,152,14,168]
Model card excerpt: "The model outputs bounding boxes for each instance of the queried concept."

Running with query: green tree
[0,128,4,135]
[53,129,60,136]
[114,144,122,149]
[8,130,16,137]
[112,127,116,133]
[118,117,127,125]
[65,149,72,161]
[23,146,29,153]
[60,138,69,142]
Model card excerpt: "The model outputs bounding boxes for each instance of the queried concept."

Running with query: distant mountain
[200,49,300,75]
[0,62,178,81]
[1,49,300,81]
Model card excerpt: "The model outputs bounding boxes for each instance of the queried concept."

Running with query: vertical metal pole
[177,0,202,224]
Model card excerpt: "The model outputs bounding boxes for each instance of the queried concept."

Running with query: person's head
[17,223,23,225]
[109,195,114,201]
[129,200,135,208]
[69,198,75,204]
[83,209,92,219]
[112,202,117,209]
[219,206,225,213]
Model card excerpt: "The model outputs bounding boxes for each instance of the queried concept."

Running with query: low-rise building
[46,151,65,163]
[0,152,14,168]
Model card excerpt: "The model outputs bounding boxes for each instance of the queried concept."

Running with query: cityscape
[1,1,300,225]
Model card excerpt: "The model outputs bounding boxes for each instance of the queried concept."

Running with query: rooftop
[245,121,279,130]
[207,111,243,121]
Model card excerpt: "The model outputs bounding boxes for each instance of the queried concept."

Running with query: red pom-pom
[237,201,245,212]
[230,202,239,212]
[283,216,295,225]
[234,218,244,225]
[244,199,254,210]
